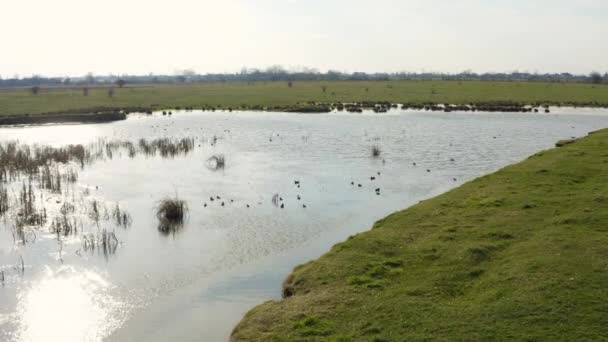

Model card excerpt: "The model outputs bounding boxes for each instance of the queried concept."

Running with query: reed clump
[156,196,188,223]
[0,184,8,216]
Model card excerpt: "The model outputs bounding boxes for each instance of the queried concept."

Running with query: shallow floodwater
[1,108,608,341]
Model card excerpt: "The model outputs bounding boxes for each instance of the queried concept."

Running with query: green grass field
[232,129,608,341]
[1,81,608,116]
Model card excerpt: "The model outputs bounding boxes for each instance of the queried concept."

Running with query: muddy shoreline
[0,112,127,126]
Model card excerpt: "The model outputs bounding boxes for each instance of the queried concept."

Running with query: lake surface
[1,108,607,341]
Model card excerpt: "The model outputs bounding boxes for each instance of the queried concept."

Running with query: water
[1,108,607,341]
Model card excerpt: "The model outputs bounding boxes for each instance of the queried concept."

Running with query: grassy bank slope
[232,130,608,341]
[1,81,608,116]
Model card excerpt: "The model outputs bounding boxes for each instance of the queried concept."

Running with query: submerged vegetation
[232,129,608,341]
[206,154,226,170]
[0,137,197,185]
[0,136,200,276]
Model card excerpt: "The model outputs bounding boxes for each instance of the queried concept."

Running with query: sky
[1,0,607,77]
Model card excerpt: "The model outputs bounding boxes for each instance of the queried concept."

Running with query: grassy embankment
[232,129,608,341]
[1,81,608,118]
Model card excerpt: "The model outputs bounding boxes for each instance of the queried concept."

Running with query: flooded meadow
[1,108,608,341]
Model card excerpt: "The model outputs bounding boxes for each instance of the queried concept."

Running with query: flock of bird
[200,157,461,211]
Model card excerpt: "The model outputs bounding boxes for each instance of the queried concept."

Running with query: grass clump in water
[157,196,187,223]
[156,196,188,234]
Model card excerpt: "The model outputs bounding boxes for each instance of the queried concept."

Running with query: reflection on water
[15,266,126,342]
[1,109,608,341]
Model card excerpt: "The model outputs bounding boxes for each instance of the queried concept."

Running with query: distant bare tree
[590,72,603,84]
[85,72,95,84]
[30,86,40,95]
[115,79,126,88]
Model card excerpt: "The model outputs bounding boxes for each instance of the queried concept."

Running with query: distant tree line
[1,67,606,88]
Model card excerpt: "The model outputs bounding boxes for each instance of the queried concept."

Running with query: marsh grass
[82,230,119,256]
[0,140,140,264]
[0,184,8,216]
[112,203,132,228]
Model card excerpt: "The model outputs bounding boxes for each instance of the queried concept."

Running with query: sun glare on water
[15,266,126,342]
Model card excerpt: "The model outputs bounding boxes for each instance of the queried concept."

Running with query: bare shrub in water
[371,145,382,158]
[157,196,188,235]
[206,154,226,170]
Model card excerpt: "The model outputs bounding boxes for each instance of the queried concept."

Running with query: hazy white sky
[1,0,607,77]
